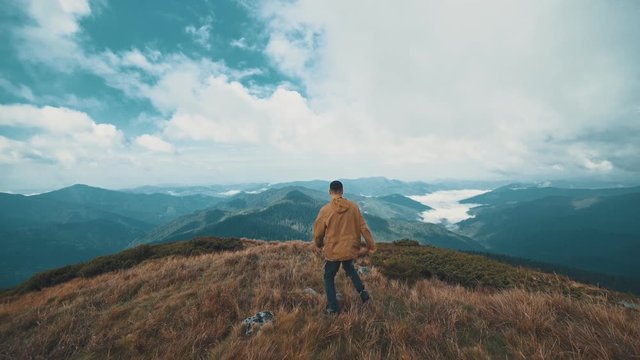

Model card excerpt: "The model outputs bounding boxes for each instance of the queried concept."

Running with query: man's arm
[356,206,377,253]
[313,209,326,248]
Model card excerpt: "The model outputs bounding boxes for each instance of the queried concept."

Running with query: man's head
[329,180,343,196]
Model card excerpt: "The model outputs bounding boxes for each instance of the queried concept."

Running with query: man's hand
[358,247,376,257]
[309,242,323,256]
[357,247,368,258]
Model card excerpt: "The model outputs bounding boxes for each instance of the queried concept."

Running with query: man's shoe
[325,308,339,315]
[359,289,370,303]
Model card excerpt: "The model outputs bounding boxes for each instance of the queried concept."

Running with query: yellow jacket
[313,196,377,261]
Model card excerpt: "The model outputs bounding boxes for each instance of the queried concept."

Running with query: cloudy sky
[1,0,639,191]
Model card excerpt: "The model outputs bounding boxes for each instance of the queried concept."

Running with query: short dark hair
[329,180,343,193]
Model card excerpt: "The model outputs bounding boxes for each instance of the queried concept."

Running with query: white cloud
[0,104,96,133]
[17,0,90,70]
[13,0,333,158]
[28,0,90,36]
[230,37,257,51]
[579,154,614,172]
[264,32,315,78]
[251,0,640,181]
[0,77,36,101]
[157,74,330,150]
[0,104,123,166]
[566,146,615,173]
[0,135,31,164]
[4,0,640,190]
[584,159,614,172]
[120,49,159,73]
[135,134,175,153]
[185,16,213,49]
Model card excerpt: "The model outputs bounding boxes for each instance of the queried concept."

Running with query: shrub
[371,241,610,298]
[379,256,422,282]
[19,263,83,291]
[392,239,421,247]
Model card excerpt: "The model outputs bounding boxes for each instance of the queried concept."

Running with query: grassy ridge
[1,237,243,298]
[4,237,635,307]
[0,241,638,359]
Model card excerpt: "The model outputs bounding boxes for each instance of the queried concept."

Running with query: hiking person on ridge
[313,180,377,314]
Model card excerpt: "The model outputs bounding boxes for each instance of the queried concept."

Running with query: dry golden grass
[1,241,639,359]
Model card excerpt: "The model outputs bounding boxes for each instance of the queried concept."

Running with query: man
[313,180,377,314]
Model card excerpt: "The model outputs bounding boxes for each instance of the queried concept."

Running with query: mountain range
[124,176,434,197]
[131,186,477,252]
[2,177,639,292]
[0,185,218,288]
[458,184,640,278]
[461,183,640,206]
[0,178,457,288]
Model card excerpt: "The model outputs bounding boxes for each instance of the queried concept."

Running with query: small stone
[242,311,274,335]
[619,300,638,310]
[303,287,318,296]
[357,265,371,276]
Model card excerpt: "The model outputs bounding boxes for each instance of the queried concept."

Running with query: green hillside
[458,192,640,278]
[378,193,432,211]
[0,192,154,289]
[0,185,222,289]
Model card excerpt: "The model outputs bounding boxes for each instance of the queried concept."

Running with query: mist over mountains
[1,177,639,293]
[123,177,436,198]
[131,187,477,253]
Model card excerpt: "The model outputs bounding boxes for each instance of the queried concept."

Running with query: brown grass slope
[1,240,639,359]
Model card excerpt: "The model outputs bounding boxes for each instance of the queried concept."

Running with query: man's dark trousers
[324,259,365,312]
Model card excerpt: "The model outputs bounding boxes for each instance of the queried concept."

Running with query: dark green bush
[78,244,153,278]
[378,255,434,283]
[155,237,242,257]
[392,239,421,247]
[372,241,567,293]
[380,256,421,281]
[21,263,83,291]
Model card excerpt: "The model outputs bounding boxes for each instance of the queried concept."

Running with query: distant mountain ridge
[458,186,640,278]
[123,176,434,197]
[132,187,481,252]
[0,179,445,289]
[270,177,434,196]
[461,183,640,205]
[39,184,219,225]
[0,184,218,288]
[3,178,639,294]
